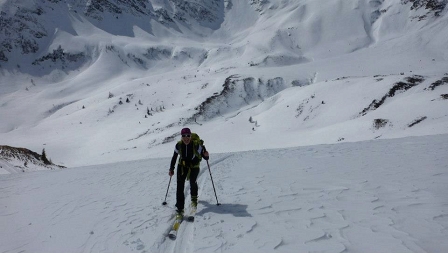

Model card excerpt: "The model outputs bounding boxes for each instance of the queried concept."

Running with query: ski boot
[191,196,198,210]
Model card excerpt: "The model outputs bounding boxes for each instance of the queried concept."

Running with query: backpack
[189,133,204,147]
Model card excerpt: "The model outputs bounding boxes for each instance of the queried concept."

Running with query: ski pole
[206,160,221,206]
[162,175,172,205]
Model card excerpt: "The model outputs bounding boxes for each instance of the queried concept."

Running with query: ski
[167,205,197,239]
[168,229,178,240]
[168,213,183,240]
[186,206,197,222]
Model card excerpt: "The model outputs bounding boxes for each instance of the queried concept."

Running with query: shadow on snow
[196,201,252,218]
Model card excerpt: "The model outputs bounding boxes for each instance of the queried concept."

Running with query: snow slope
[1,134,447,252]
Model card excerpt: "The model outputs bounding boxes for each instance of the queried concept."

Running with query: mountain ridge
[1,0,446,69]
[1,0,447,167]
[0,145,65,173]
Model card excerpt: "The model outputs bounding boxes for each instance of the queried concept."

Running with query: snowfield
[1,134,447,253]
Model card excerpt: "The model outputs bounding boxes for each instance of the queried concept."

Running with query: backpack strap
[177,141,202,168]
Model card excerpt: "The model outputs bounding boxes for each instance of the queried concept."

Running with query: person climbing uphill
[169,128,209,218]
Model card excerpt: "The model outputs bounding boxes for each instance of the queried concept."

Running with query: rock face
[1,0,446,71]
[0,0,225,68]
[402,0,447,16]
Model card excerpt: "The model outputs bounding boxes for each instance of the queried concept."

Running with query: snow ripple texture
[1,135,448,252]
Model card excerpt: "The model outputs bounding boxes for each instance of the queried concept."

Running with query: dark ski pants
[175,166,199,211]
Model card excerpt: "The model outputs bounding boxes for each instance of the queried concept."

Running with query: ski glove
[203,150,209,160]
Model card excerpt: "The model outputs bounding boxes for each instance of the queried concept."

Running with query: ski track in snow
[150,154,234,253]
[1,136,448,253]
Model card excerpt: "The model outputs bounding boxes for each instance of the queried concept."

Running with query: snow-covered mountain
[1,0,448,168]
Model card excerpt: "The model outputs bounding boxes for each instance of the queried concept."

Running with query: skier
[169,127,209,218]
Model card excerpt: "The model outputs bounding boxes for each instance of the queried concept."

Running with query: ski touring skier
[169,127,209,220]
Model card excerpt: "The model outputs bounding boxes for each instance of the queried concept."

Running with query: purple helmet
[181,128,191,135]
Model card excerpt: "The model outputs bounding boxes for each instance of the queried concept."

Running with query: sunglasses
[182,134,191,138]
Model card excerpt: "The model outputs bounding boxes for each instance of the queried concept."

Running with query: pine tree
[41,149,51,165]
